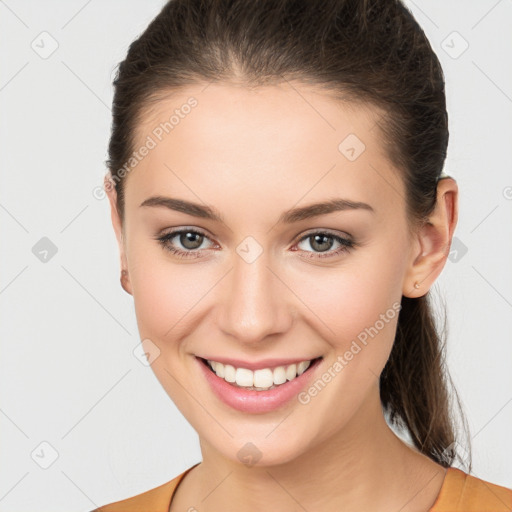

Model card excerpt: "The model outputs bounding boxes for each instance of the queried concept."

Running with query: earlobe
[402,177,459,298]
[120,269,133,295]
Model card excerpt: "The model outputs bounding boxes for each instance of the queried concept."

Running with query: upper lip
[197,355,321,371]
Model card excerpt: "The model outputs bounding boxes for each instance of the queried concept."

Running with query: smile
[196,355,324,413]
[203,357,321,391]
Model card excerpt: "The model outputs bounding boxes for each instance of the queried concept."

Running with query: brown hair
[106,0,471,471]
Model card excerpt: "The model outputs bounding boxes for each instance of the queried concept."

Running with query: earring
[414,281,420,289]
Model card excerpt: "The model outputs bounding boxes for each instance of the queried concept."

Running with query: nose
[216,248,293,345]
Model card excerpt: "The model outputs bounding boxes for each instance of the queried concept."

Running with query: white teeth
[235,367,254,387]
[254,368,274,388]
[297,360,311,375]
[206,358,316,391]
[285,363,297,381]
[273,366,287,385]
[215,361,225,378]
[224,364,236,383]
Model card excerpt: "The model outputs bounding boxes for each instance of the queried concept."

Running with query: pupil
[312,234,332,252]
[182,232,202,249]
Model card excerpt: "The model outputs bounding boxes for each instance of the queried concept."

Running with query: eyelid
[156,226,355,260]
[294,227,353,243]
[158,226,353,247]
[158,226,214,241]
[167,227,217,248]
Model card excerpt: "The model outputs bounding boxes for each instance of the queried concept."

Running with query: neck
[173,387,446,512]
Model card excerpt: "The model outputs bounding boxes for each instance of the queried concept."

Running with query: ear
[105,175,133,295]
[402,177,458,298]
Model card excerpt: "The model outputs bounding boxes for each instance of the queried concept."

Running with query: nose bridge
[218,239,291,343]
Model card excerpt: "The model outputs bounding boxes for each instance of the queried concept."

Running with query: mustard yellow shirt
[92,464,512,511]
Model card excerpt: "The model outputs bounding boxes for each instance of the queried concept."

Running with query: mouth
[197,355,323,391]
[196,355,324,414]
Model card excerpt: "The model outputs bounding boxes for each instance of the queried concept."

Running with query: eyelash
[155,228,355,260]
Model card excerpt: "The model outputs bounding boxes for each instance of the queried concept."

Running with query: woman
[94,0,512,510]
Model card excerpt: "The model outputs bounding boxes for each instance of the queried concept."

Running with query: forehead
[125,81,404,218]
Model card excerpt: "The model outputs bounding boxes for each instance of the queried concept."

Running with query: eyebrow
[139,195,375,223]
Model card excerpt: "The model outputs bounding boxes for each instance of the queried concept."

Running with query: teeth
[236,367,254,387]
[285,364,297,381]
[297,361,310,375]
[206,358,314,391]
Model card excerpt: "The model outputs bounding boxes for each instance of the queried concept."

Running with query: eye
[155,228,215,259]
[293,231,355,259]
[155,228,355,260]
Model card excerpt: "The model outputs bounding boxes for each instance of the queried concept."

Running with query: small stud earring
[414,282,420,289]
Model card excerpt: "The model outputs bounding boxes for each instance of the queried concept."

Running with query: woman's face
[111,81,421,466]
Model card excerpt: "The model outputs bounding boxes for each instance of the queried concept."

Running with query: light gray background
[1,1,511,510]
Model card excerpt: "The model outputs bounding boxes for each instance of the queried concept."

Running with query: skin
[106,81,458,512]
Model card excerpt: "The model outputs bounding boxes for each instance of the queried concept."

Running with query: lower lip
[196,356,323,414]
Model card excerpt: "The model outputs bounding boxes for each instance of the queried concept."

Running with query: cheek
[287,248,404,377]
[127,240,220,349]
[284,260,403,433]
[293,256,402,340]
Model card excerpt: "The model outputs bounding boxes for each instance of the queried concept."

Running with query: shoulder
[432,467,512,511]
[89,464,198,512]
